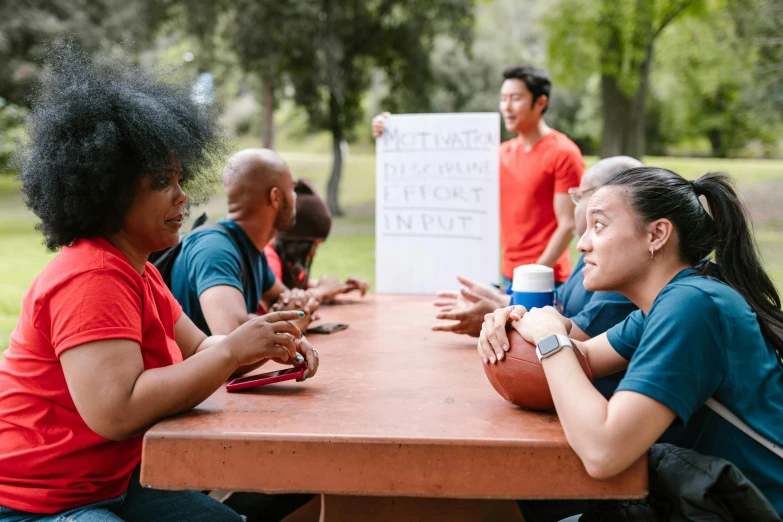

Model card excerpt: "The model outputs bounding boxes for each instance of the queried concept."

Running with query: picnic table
[141,294,647,521]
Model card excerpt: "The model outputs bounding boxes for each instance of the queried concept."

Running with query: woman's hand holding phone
[223,311,304,368]
[271,335,319,380]
[288,335,319,381]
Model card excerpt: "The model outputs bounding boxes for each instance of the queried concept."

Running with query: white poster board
[375,113,500,294]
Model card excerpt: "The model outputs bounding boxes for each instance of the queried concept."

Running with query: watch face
[538,334,561,356]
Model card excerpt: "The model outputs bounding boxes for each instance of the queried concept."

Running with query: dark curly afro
[14,42,224,251]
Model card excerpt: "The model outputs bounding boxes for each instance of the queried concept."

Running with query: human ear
[269,187,281,209]
[534,94,548,114]
[647,219,674,253]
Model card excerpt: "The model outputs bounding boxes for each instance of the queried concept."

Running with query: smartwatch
[536,334,573,361]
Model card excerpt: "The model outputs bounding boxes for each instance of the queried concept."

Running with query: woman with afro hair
[0,43,319,521]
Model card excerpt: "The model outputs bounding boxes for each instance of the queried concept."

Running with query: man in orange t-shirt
[497,64,583,285]
[372,64,583,287]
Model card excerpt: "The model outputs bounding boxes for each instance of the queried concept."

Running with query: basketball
[483,329,593,410]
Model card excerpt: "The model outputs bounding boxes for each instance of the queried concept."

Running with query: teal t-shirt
[170,219,276,335]
[607,269,783,514]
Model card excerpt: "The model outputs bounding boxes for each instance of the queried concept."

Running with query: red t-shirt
[263,243,283,282]
[499,130,583,282]
[0,237,183,513]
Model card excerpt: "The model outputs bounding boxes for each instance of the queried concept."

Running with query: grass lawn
[1,149,782,354]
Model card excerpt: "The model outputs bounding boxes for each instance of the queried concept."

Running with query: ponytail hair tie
[691,179,702,195]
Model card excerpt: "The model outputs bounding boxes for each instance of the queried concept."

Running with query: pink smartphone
[226,367,305,392]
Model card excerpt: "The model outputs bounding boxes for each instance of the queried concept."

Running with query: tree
[224,2,321,149]
[284,0,474,215]
[653,11,769,157]
[426,0,546,115]
[169,0,474,215]
[0,0,166,106]
[546,0,701,158]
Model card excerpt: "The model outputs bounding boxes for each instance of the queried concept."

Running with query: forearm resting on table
[88,344,237,441]
[193,334,264,377]
[542,341,671,479]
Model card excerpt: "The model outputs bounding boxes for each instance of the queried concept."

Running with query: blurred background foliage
[1,0,781,209]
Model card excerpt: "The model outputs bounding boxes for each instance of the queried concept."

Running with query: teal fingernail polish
[298,311,305,317]
[311,365,316,371]
[295,354,303,362]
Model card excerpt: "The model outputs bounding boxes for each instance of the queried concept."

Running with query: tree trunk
[262,74,275,150]
[326,89,344,216]
[599,46,653,159]
[707,130,727,158]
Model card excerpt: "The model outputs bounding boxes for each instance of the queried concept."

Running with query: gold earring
[650,249,655,260]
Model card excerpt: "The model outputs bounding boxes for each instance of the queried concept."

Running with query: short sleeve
[553,147,584,193]
[145,262,183,323]
[615,286,727,424]
[168,285,183,323]
[606,309,645,360]
[570,293,637,338]
[44,270,142,356]
[186,232,244,296]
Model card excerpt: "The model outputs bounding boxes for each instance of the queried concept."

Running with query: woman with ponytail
[479,167,783,516]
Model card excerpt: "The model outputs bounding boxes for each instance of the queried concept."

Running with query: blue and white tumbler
[510,264,555,310]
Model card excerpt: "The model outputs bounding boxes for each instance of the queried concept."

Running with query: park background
[1,0,782,353]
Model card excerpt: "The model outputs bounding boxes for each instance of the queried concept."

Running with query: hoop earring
[650,249,655,261]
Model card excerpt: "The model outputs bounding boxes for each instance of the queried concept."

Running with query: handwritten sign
[375,113,500,294]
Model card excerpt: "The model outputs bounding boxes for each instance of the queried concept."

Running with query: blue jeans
[0,467,242,522]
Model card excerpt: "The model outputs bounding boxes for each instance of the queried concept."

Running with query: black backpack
[149,212,252,291]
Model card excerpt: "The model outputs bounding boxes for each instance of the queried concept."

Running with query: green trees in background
[546,0,701,159]
[0,0,781,203]
[285,1,473,216]
[0,0,165,106]
[655,11,762,158]
[0,0,169,171]
[167,0,474,216]
[546,0,783,159]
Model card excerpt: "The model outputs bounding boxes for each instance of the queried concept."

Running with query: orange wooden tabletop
[140,294,647,500]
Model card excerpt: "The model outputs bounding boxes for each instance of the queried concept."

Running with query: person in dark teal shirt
[170,218,277,335]
[170,149,317,338]
[481,166,783,517]
[606,268,783,512]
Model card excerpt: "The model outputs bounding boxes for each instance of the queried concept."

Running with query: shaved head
[583,156,644,187]
[222,148,296,230]
[575,156,644,238]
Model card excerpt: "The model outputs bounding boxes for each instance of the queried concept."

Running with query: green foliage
[278,1,474,139]
[544,0,783,158]
[653,11,776,157]
[0,100,27,174]
[163,0,475,213]
[0,0,168,106]
[546,0,701,97]
[170,0,475,139]
[426,0,545,113]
